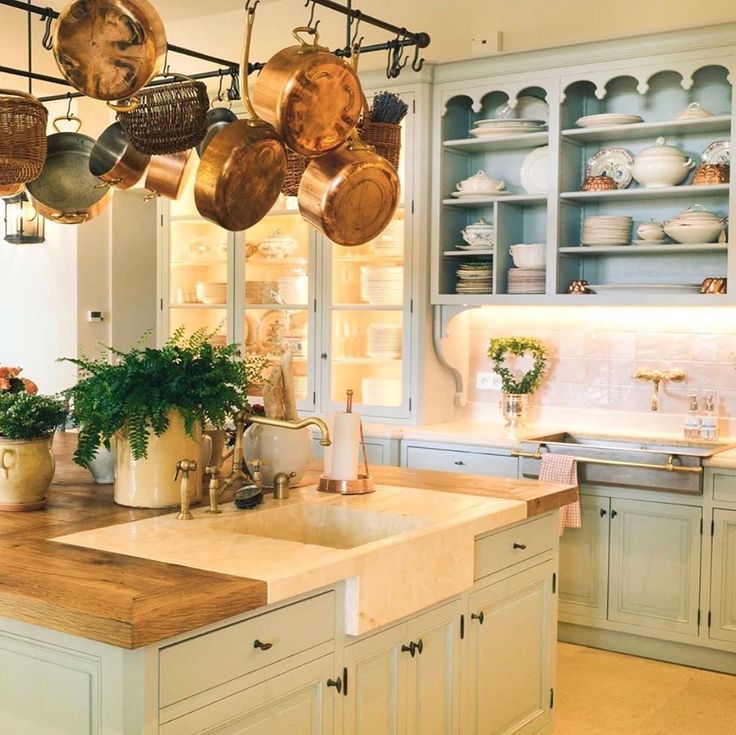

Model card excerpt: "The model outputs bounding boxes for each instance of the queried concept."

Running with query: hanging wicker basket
[117,75,209,155]
[359,116,402,171]
[0,89,48,186]
[282,149,308,197]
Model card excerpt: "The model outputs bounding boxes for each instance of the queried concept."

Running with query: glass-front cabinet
[159,89,418,420]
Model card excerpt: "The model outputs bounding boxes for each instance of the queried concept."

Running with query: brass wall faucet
[632,368,686,412]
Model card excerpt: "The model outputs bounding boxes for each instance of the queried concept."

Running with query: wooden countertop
[0,433,576,649]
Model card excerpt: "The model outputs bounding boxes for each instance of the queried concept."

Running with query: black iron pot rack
[0,0,430,102]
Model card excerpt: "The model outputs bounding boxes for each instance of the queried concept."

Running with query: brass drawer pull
[513,542,527,550]
[253,639,273,651]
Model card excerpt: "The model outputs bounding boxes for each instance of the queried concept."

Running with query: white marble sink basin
[212,504,429,549]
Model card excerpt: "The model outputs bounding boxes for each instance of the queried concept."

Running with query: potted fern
[0,367,67,511]
[487,337,548,430]
[63,329,250,508]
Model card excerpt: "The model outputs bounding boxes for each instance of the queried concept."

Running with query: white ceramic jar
[636,219,666,241]
[456,170,505,195]
[509,243,546,268]
[630,137,695,188]
[460,217,495,247]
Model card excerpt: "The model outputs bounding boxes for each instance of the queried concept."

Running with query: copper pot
[26,116,111,225]
[144,150,194,201]
[298,135,400,246]
[52,0,166,103]
[252,27,364,158]
[0,182,24,197]
[89,122,150,190]
[692,163,730,186]
[194,5,286,231]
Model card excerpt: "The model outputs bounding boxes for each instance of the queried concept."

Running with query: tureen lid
[466,217,493,229]
[637,137,688,159]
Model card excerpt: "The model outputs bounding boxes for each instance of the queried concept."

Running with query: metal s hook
[39,8,54,51]
[350,10,363,49]
[65,91,73,120]
[304,0,320,32]
[227,67,240,100]
[216,68,225,101]
[386,31,408,79]
[411,41,425,72]
[245,0,260,12]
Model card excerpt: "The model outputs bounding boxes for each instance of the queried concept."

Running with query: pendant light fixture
[3,192,46,244]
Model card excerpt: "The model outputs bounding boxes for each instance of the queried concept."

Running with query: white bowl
[509,243,546,268]
[663,221,725,244]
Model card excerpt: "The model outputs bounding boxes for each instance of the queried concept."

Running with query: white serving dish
[630,137,695,188]
[456,170,505,195]
[509,243,546,269]
[672,102,715,121]
[257,229,299,259]
[663,220,725,244]
[636,219,667,241]
[460,218,495,247]
[575,113,644,128]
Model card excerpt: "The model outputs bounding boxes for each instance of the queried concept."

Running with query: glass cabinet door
[322,96,413,418]
[242,196,316,411]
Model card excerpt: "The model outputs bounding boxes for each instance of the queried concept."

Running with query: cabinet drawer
[474,514,557,580]
[713,472,736,505]
[405,445,518,478]
[159,591,335,707]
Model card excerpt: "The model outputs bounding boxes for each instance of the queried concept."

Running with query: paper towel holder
[318,389,375,495]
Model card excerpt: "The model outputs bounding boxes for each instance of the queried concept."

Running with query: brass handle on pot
[52,115,83,133]
[107,98,139,114]
[95,179,120,189]
[143,190,161,202]
[49,211,89,225]
[291,25,329,51]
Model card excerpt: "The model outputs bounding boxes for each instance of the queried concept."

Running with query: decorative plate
[520,146,549,194]
[256,310,290,351]
[575,113,644,128]
[702,139,730,165]
[495,95,549,122]
[586,147,635,188]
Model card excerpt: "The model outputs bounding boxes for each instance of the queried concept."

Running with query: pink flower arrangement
[0,366,38,395]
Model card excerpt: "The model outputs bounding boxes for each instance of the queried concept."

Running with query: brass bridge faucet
[632,368,685,412]
[204,409,332,514]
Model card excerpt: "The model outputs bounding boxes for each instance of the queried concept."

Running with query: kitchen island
[0,433,576,734]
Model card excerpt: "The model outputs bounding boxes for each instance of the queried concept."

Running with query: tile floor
[554,643,736,735]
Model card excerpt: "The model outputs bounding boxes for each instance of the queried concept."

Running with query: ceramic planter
[0,434,55,511]
[88,445,115,484]
[114,410,203,508]
[243,423,311,488]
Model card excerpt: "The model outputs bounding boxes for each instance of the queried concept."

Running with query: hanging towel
[539,452,581,536]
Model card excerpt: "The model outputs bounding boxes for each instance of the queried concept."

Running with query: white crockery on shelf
[195,281,227,304]
[509,243,546,269]
[257,229,299,259]
[460,217,495,247]
[630,137,695,188]
[520,146,549,194]
[495,95,549,122]
[456,170,506,194]
[663,205,726,244]
[636,219,667,241]
[672,102,715,121]
[575,113,644,128]
[702,139,730,165]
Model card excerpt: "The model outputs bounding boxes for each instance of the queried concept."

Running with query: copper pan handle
[143,190,161,202]
[52,115,82,133]
[95,179,119,189]
[107,98,139,113]
[291,25,328,51]
[239,5,260,121]
[49,211,89,224]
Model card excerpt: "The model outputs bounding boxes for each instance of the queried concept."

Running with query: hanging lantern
[3,192,45,244]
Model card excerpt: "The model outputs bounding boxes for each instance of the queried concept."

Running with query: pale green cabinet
[463,560,556,735]
[709,509,736,645]
[343,599,463,735]
[608,499,702,637]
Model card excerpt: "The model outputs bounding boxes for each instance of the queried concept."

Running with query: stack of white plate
[456,262,493,295]
[362,377,402,406]
[367,324,402,359]
[360,266,404,304]
[470,119,546,138]
[195,281,227,304]
[293,375,308,400]
[277,275,308,304]
[507,268,545,294]
[581,215,632,246]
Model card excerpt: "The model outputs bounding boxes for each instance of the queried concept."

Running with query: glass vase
[501,393,528,432]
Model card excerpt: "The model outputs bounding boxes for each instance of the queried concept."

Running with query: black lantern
[3,192,45,244]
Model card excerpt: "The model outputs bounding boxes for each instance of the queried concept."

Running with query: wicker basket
[282,149,308,197]
[117,77,209,155]
[359,118,401,171]
[0,89,48,186]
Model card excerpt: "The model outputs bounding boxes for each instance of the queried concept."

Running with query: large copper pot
[89,122,150,190]
[52,0,166,102]
[252,27,364,158]
[194,5,286,231]
[26,117,111,225]
[298,135,400,246]
[144,150,194,201]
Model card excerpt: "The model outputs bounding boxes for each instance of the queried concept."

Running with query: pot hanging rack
[0,0,430,104]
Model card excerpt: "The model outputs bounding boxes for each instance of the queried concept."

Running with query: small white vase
[88,445,115,484]
[243,424,312,488]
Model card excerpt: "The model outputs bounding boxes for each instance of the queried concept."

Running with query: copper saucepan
[0,182,24,197]
[26,116,111,225]
[252,26,364,158]
[89,122,150,190]
[52,0,166,104]
[194,3,286,231]
[144,150,194,201]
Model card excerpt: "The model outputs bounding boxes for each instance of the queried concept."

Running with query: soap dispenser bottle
[684,394,701,439]
[701,393,719,441]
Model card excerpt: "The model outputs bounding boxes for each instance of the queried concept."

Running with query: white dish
[495,95,549,122]
[586,147,634,188]
[455,243,492,250]
[450,191,512,198]
[589,283,700,294]
[474,118,546,127]
[470,125,546,137]
[520,146,549,194]
[575,113,644,128]
[702,139,730,165]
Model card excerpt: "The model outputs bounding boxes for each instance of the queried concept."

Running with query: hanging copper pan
[0,183,24,197]
[89,122,150,190]
[52,0,166,103]
[194,4,286,231]
[144,150,194,201]
[252,26,364,158]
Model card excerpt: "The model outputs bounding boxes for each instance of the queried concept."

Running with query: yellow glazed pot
[114,411,204,508]
[0,434,55,511]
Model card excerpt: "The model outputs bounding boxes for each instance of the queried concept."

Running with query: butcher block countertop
[0,433,576,649]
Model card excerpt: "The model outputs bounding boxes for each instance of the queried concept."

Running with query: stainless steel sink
[211,504,430,549]
[517,432,734,495]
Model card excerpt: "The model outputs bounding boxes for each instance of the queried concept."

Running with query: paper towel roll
[328,413,361,481]
[322,411,336,477]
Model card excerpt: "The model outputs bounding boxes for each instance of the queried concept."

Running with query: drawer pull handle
[454,460,465,465]
[513,542,527,550]
[326,677,342,693]
[471,611,484,625]
[253,639,273,651]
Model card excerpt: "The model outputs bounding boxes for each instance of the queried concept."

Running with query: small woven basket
[117,76,209,155]
[282,149,308,197]
[359,117,401,171]
[0,89,48,186]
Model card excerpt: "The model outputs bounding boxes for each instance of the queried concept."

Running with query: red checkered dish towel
[539,452,581,536]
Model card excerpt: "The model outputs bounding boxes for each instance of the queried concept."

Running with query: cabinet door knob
[471,611,484,625]
[600,508,607,517]
[321,352,328,360]
[513,542,527,550]
[401,642,416,657]
[454,460,465,466]
[326,677,342,693]
[253,639,273,651]
[611,509,618,518]
[415,638,424,655]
